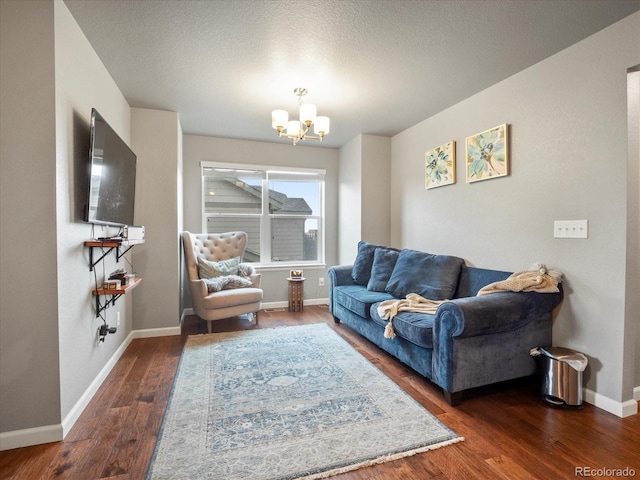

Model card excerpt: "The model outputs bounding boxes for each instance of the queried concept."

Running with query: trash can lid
[538,346,588,371]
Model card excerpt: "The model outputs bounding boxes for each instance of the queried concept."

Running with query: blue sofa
[328,242,564,405]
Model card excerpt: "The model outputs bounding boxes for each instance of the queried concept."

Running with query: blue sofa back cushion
[367,248,400,292]
[351,241,398,286]
[455,265,512,297]
[385,249,464,300]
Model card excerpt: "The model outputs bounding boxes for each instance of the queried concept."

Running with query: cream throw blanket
[377,293,448,339]
[477,262,562,296]
[377,262,562,340]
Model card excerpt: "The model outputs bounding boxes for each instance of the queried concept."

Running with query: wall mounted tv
[86,108,137,227]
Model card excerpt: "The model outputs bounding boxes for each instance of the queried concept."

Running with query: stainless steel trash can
[530,347,588,407]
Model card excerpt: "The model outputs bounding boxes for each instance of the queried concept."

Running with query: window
[202,162,325,266]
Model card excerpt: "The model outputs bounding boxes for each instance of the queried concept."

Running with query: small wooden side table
[287,277,305,312]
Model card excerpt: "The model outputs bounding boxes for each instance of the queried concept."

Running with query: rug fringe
[297,436,465,480]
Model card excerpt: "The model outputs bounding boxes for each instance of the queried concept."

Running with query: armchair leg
[207,320,213,334]
[254,311,259,325]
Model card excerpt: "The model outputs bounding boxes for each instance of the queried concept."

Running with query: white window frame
[201,161,326,268]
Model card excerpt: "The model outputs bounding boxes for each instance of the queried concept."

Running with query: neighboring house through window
[201,162,325,266]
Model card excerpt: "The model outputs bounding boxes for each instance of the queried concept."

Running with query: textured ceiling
[64,0,640,148]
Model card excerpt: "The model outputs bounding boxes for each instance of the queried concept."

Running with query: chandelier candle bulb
[287,120,301,136]
[315,116,330,136]
[300,103,316,125]
[271,110,288,131]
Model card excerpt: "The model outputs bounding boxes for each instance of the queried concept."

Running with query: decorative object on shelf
[92,278,142,318]
[104,279,121,290]
[289,269,304,279]
[271,88,330,146]
[466,123,509,183]
[425,140,456,189]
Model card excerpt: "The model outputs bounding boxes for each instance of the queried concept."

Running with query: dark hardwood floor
[1,305,639,479]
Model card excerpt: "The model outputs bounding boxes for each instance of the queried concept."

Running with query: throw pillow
[367,248,400,292]
[352,241,398,285]
[385,249,464,300]
[197,256,240,279]
[204,275,253,293]
[237,263,255,277]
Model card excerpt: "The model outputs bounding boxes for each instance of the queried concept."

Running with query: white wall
[131,108,183,330]
[338,134,392,265]
[54,0,135,428]
[1,0,146,448]
[361,135,391,246]
[338,136,362,264]
[391,12,640,411]
[0,0,61,439]
[182,135,339,308]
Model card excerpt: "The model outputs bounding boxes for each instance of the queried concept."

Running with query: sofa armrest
[432,286,563,394]
[436,287,564,339]
[328,265,355,315]
[328,265,355,287]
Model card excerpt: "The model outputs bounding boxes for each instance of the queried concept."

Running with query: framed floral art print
[425,141,456,189]
[466,123,509,183]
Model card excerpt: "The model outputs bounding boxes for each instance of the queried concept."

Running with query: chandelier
[271,88,330,146]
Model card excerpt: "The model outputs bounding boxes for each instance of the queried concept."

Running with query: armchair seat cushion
[202,287,263,310]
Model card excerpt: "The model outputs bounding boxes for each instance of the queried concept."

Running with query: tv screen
[86,108,137,227]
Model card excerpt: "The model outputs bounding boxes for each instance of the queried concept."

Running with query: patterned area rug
[146,323,462,480]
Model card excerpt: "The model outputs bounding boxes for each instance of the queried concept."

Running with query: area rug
[146,323,462,480]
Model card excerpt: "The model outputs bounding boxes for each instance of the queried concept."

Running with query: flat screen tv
[86,108,137,227]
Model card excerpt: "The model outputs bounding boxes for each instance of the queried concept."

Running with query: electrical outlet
[116,311,121,327]
[319,277,325,287]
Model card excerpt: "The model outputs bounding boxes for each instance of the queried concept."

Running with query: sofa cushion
[352,241,383,285]
[370,304,436,349]
[385,249,464,300]
[455,266,512,298]
[367,248,400,292]
[334,285,395,319]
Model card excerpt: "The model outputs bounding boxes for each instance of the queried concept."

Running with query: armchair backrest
[182,231,248,282]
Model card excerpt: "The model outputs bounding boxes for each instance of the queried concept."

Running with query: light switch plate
[554,220,588,239]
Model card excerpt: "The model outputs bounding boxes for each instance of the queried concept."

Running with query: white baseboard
[181,299,329,318]
[182,307,195,320]
[261,298,329,310]
[60,331,136,438]
[132,326,181,338]
[584,388,638,418]
[0,424,63,451]
[1,325,181,451]
[634,386,640,401]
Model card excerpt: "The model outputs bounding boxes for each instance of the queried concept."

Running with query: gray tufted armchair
[182,231,263,332]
